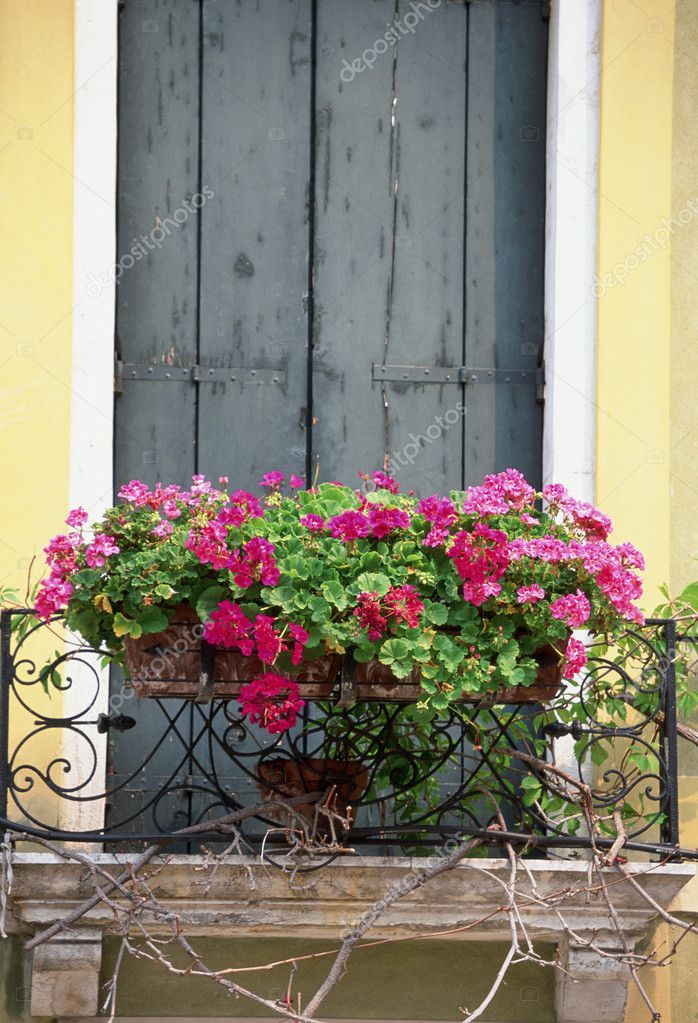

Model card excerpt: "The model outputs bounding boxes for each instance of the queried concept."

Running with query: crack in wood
[382,0,402,472]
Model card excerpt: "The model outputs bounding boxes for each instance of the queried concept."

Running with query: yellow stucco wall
[596,2,698,1021]
[0,0,74,593]
[595,0,675,606]
[669,0,698,598]
[0,0,74,827]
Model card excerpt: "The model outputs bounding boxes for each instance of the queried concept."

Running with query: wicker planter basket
[255,756,369,827]
[124,603,564,705]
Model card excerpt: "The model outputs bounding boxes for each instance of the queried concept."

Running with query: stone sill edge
[10,851,696,879]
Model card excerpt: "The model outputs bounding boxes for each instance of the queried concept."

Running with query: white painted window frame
[543,0,600,500]
[61,0,118,833]
[67,0,600,827]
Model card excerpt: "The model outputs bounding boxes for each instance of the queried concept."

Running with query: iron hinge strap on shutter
[372,363,545,404]
[114,360,287,395]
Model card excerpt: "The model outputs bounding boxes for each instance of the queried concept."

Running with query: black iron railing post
[661,618,680,850]
[0,611,12,821]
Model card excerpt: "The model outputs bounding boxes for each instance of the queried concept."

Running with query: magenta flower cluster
[34,465,647,726]
[238,673,304,733]
[354,585,424,641]
[204,600,308,667]
[36,508,121,620]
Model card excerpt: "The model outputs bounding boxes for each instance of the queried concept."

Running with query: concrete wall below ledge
[97,934,557,1021]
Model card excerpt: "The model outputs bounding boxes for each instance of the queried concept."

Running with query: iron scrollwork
[0,609,687,864]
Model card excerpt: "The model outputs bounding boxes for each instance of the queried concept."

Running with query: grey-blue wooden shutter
[111,0,548,838]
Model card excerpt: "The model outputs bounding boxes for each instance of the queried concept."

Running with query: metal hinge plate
[373,364,540,386]
[114,361,286,394]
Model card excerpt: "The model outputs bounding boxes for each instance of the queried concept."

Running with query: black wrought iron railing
[0,609,694,866]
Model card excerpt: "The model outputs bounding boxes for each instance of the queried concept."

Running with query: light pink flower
[259,471,285,488]
[516,584,545,604]
[84,534,120,568]
[550,589,591,629]
[563,637,587,680]
[66,506,88,529]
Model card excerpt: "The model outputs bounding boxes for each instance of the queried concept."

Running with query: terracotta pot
[254,756,369,828]
[124,603,564,704]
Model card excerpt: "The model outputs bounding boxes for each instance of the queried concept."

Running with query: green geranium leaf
[195,585,227,622]
[353,643,376,663]
[136,606,169,634]
[425,602,448,626]
[379,638,411,663]
[265,585,297,607]
[113,613,142,639]
[390,660,414,678]
[354,572,391,597]
[322,579,349,610]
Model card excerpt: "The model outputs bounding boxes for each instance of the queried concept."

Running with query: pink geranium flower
[238,674,304,734]
[354,591,387,641]
[35,577,73,620]
[259,471,285,488]
[84,534,120,568]
[118,480,150,505]
[288,622,309,665]
[367,504,410,538]
[66,506,88,529]
[516,584,545,604]
[300,513,325,533]
[372,470,399,494]
[204,600,255,654]
[384,585,424,627]
[327,510,370,543]
[550,589,591,629]
[228,536,279,588]
[563,637,587,680]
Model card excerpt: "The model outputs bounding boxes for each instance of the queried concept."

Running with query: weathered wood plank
[311,0,397,489]
[464,0,547,486]
[197,0,312,489]
[312,0,467,496]
[112,0,202,832]
[384,0,467,494]
[115,0,200,490]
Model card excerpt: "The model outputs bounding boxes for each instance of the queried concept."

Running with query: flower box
[124,603,564,705]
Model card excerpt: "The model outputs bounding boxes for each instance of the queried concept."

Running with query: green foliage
[33,475,644,721]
